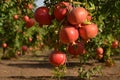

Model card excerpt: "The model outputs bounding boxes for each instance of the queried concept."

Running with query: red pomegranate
[54,1,72,21]
[67,7,88,26]
[112,40,119,48]
[59,25,79,44]
[28,37,32,42]
[22,45,28,51]
[67,42,86,56]
[79,23,98,40]
[34,6,52,26]
[23,15,30,22]
[2,43,7,48]
[96,47,104,55]
[26,19,35,28]
[49,50,66,66]
[13,14,19,20]
[28,4,33,10]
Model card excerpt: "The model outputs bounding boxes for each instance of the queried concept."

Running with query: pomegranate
[2,43,7,48]
[26,18,35,28]
[13,14,18,20]
[79,23,98,40]
[16,51,21,56]
[22,45,28,51]
[54,1,72,21]
[96,47,104,55]
[112,40,119,48]
[67,42,86,56]
[29,47,33,51]
[49,50,66,66]
[34,6,52,26]
[28,4,33,10]
[23,15,30,22]
[67,7,88,26]
[28,37,32,42]
[59,25,79,44]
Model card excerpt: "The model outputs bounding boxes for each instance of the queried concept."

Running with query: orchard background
[0,0,120,80]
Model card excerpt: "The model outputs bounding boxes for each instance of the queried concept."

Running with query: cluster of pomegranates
[96,40,119,61]
[13,3,35,29]
[34,1,119,67]
[13,14,35,28]
[34,1,99,66]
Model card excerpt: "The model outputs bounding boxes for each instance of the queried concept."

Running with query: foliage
[0,0,42,58]
[42,0,120,59]
[41,0,120,79]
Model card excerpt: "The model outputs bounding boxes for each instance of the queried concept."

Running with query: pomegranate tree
[34,0,120,79]
[0,0,42,58]
[36,1,100,77]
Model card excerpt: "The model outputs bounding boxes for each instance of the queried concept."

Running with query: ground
[0,51,120,80]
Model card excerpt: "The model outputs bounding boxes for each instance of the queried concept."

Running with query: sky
[35,0,44,7]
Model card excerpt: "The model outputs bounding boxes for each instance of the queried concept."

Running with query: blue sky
[35,0,44,7]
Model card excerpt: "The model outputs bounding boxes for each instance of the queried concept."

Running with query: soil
[0,52,120,80]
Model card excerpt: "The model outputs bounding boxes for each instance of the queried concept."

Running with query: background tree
[0,0,42,59]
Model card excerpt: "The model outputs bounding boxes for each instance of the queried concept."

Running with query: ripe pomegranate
[16,51,21,56]
[13,14,18,20]
[28,4,33,10]
[23,15,30,22]
[34,6,52,26]
[26,19,35,28]
[54,1,72,21]
[49,50,66,66]
[79,23,98,40]
[96,47,104,55]
[29,47,33,51]
[2,43,7,48]
[28,37,32,42]
[67,7,88,26]
[67,42,86,56]
[59,25,79,44]
[22,45,28,51]
[112,40,119,48]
